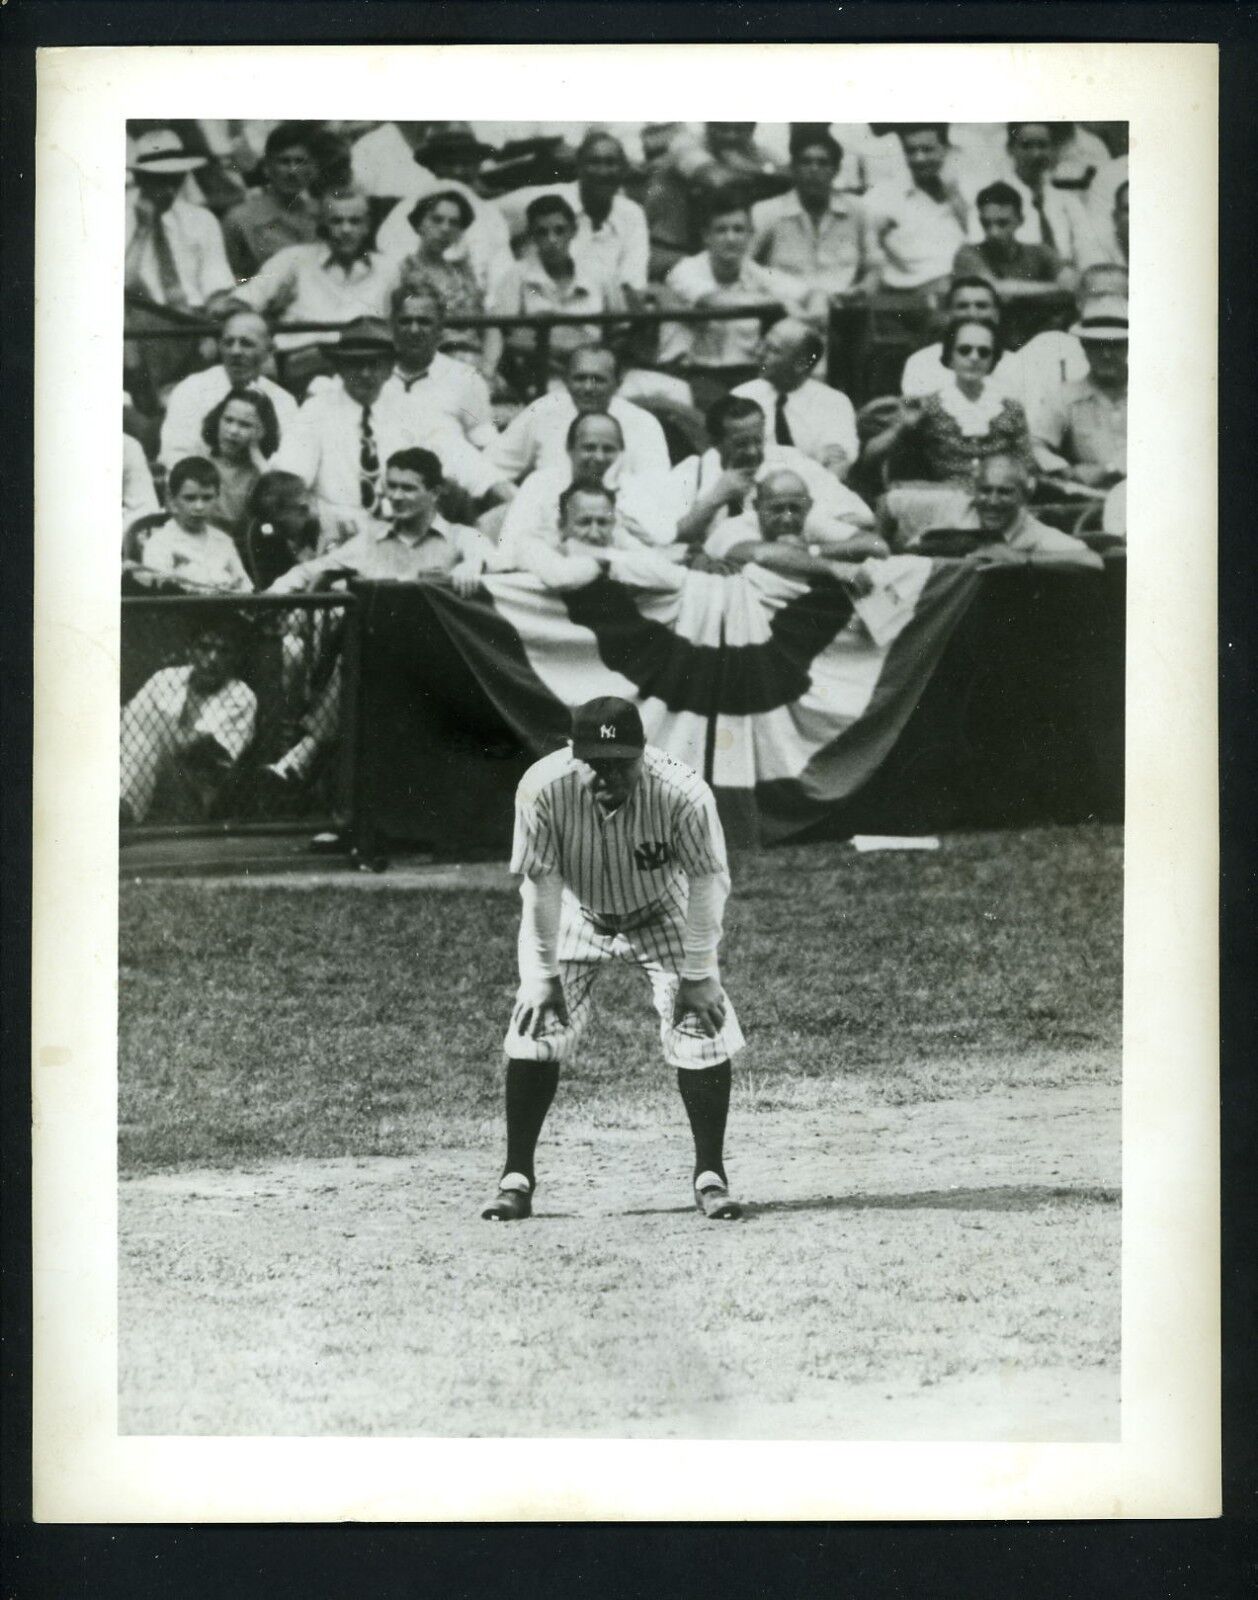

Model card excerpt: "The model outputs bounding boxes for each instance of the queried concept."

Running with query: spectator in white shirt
[123,432,160,536]
[124,129,235,312]
[137,457,254,593]
[963,123,1103,277]
[900,277,1022,400]
[229,188,406,368]
[272,316,512,536]
[350,121,436,200]
[669,395,881,554]
[384,284,497,448]
[489,194,625,379]
[658,198,802,384]
[160,311,299,466]
[512,481,682,592]
[732,317,858,479]
[1088,156,1129,263]
[497,411,675,566]
[120,619,258,825]
[703,469,876,593]
[863,125,970,296]
[501,132,650,293]
[491,343,671,482]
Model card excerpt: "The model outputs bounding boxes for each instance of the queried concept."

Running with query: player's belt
[580,902,668,936]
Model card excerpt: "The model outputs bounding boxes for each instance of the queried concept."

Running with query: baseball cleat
[694,1171,742,1221]
[480,1174,533,1221]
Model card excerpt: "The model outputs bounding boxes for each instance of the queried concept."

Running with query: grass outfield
[119,825,1123,1176]
[118,825,1122,1439]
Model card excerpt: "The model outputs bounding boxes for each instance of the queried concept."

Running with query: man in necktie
[733,317,858,480]
[327,319,395,516]
[124,127,232,402]
[1007,123,1060,253]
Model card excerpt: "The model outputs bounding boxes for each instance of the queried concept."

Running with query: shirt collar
[320,245,378,272]
[520,254,598,295]
[785,191,854,221]
[381,515,451,545]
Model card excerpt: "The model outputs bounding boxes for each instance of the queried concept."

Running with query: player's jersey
[511,743,728,922]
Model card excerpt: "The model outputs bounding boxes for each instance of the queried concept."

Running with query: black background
[2,3,1254,1593]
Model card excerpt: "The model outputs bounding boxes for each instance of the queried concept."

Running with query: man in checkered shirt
[481,697,746,1222]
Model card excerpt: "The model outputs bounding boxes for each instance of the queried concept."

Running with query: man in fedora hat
[125,127,235,312]
[1033,294,1128,489]
[481,696,747,1223]
[273,315,513,533]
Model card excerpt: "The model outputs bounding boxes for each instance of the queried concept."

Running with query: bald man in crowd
[908,453,1102,572]
[701,468,877,592]
[159,310,300,466]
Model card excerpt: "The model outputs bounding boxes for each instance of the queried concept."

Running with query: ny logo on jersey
[633,840,671,871]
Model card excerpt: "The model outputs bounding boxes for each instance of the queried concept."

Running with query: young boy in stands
[138,457,254,593]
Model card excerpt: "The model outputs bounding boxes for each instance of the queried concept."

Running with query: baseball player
[481,696,746,1222]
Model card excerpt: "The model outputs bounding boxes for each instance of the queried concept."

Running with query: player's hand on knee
[674,975,725,1038]
[513,976,569,1038]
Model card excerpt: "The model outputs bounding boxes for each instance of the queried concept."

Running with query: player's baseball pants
[504,891,745,1071]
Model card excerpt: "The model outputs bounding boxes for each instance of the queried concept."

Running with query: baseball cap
[571,697,645,761]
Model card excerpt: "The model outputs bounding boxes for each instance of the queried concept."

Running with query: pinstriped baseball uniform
[504,744,745,1070]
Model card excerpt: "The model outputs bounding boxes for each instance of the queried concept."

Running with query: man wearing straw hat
[1032,295,1128,490]
[125,128,234,312]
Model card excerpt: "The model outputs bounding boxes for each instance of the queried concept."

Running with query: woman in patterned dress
[398,189,498,375]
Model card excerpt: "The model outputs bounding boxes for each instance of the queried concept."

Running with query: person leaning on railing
[511,481,683,593]
[494,410,676,565]
[700,468,878,593]
[668,395,881,556]
[904,453,1102,574]
[259,447,502,798]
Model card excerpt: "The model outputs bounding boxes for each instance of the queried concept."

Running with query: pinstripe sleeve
[510,779,558,878]
[671,782,728,879]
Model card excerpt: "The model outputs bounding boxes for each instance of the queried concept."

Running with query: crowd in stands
[120,118,1127,824]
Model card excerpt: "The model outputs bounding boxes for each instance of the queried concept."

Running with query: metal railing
[119,593,360,841]
[124,290,1080,408]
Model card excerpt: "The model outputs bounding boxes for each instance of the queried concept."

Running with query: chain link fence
[119,594,359,839]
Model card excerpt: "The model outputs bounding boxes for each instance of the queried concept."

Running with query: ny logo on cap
[600,724,616,739]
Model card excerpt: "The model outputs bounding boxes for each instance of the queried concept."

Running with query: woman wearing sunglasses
[863,318,1033,486]
[860,315,1034,545]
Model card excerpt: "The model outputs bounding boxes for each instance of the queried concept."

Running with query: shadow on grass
[625,1184,1120,1219]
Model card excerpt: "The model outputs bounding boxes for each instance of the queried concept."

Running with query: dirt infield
[120,1080,1119,1440]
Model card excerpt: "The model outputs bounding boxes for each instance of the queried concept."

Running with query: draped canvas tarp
[351,556,1000,851]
